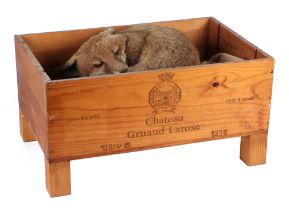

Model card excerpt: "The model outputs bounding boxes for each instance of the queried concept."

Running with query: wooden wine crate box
[15,17,274,197]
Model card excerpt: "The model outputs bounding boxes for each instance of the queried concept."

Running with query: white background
[0,0,288,209]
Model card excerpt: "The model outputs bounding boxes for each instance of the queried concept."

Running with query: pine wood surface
[46,58,273,162]
[240,132,268,166]
[45,159,71,197]
[15,36,49,155]
[19,111,36,142]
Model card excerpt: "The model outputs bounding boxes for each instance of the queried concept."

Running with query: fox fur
[61,24,200,77]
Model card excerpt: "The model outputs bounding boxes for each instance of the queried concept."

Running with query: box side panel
[47,59,273,162]
[22,18,209,69]
[219,23,257,59]
[207,18,219,58]
[206,17,274,60]
[15,36,49,155]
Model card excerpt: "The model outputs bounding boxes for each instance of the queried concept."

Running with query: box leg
[45,158,71,197]
[19,111,36,142]
[240,132,268,166]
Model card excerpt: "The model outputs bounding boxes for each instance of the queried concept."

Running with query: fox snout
[108,61,128,74]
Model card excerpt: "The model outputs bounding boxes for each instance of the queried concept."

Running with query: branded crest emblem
[149,72,181,114]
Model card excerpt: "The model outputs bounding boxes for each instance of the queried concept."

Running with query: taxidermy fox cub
[59,24,200,77]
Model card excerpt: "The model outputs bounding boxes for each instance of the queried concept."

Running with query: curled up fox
[51,24,200,78]
[50,24,243,79]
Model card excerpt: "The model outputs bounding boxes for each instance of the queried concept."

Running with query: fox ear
[110,34,127,53]
[105,27,114,35]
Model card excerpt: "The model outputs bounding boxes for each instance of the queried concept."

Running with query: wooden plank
[15,35,49,156]
[207,18,220,58]
[219,22,257,59]
[45,159,71,197]
[21,17,209,69]
[46,58,274,162]
[19,110,35,142]
[207,18,272,61]
[256,48,273,59]
[240,131,268,166]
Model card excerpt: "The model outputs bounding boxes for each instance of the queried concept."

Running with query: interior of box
[21,17,270,81]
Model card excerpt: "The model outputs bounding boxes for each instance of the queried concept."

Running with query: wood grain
[45,158,71,197]
[46,58,274,162]
[240,132,268,166]
[219,22,256,59]
[15,36,49,155]
[207,18,220,58]
[19,110,35,142]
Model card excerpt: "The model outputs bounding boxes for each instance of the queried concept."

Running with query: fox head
[64,28,128,76]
